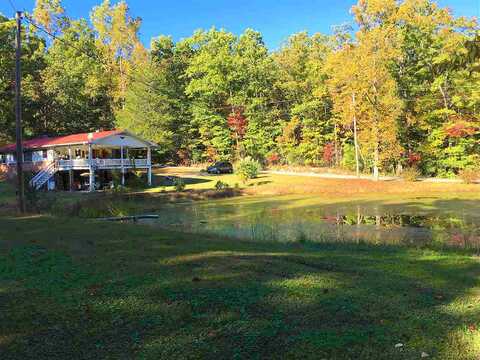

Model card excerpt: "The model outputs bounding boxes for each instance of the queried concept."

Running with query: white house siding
[93,134,149,148]
[32,149,54,162]
[2,149,53,164]
[6,154,15,165]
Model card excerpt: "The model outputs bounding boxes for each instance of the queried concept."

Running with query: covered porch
[51,132,155,191]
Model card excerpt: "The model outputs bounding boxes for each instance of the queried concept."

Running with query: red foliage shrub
[266,153,280,165]
[322,142,335,165]
[407,152,421,165]
[227,110,248,138]
[444,119,478,139]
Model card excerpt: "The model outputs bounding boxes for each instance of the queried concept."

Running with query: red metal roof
[0,130,122,153]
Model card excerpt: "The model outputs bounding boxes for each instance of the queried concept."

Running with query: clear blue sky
[2,0,479,50]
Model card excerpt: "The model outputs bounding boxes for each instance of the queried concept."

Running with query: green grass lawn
[1,216,480,359]
[2,171,480,358]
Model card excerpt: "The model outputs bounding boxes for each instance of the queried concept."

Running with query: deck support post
[120,145,125,186]
[147,146,152,186]
[68,147,73,191]
[88,143,94,192]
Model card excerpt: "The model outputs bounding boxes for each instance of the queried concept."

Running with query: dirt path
[156,165,464,183]
[264,169,463,183]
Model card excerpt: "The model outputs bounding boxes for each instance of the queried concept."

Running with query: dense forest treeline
[0,0,479,178]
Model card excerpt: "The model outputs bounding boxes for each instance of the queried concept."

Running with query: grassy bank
[1,216,480,359]
[150,167,480,196]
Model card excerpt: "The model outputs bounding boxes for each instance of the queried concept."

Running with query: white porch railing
[57,158,149,169]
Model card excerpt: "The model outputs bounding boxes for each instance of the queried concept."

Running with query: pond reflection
[139,197,480,251]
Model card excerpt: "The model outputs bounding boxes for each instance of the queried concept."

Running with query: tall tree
[41,20,114,134]
[354,28,403,179]
[185,28,240,161]
[391,0,480,176]
[273,32,334,165]
[117,36,193,161]
[90,0,144,109]
[0,14,46,143]
[233,29,278,160]
[326,43,361,174]
[327,1,404,179]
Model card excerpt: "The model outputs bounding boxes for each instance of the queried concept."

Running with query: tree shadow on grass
[253,181,272,186]
[153,174,213,186]
[1,213,480,359]
[135,248,480,359]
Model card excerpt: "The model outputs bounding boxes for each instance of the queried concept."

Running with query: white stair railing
[29,161,57,190]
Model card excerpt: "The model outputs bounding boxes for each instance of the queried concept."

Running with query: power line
[6,0,17,13]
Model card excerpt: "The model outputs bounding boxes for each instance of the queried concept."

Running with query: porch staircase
[30,161,57,190]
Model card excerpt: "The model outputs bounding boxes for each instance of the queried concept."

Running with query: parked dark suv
[207,161,234,174]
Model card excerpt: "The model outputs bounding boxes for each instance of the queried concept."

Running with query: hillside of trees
[1,0,479,178]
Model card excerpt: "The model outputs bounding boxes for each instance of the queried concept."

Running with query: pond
[139,195,480,250]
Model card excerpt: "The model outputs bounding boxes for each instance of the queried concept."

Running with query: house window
[42,150,48,159]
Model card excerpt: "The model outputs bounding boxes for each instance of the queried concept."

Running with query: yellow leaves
[312,87,328,99]
[91,0,143,59]
[395,0,447,30]
[32,0,66,34]
[89,0,145,106]
[326,8,404,163]
[353,0,474,40]
[351,0,398,28]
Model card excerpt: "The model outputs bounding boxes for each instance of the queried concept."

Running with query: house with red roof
[0,129,157,191]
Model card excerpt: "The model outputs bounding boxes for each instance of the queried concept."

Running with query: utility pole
[15,11,25,213]
[352,93,360,178]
